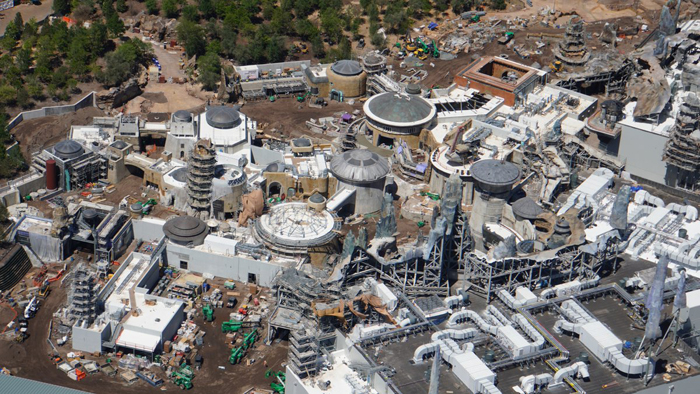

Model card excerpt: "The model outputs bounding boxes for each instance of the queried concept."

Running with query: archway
[268,182,282,197]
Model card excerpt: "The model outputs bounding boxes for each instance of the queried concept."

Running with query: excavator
[296,91,310,103]
[549,60,564,73]
[221,320,259,333]
[202,304,214,322]
[229,329,258,365]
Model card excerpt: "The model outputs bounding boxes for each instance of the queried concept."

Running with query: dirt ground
[0,262,288,393]
[0,1,54,35]
[239,97,363,142]
[10,107,106,161]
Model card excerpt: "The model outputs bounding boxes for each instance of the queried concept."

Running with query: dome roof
[330,60,363,76]
[205,106,241,129]
[163,216,208,246]
[111,140,128,150]
[406,84,422,95]
[470,159,520,191]
[554,218,571,234]
[265,161,287,173]
[169,167,188,183]
[309,193,326,203]
[511,197,543,220]
[364,93,435,125]
[293,138,311,147]
[53,140,84,160]
[173,110,193,123]
[330,149,390,183]
[364,53,384,65]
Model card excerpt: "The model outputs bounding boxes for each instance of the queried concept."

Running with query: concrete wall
[72,323,110,354]
[336,177,386,215]
[132,218,166,242]
[166,243,284,287]
[160,301,185,348]
[7,92,96,133]
[618,123,668,185]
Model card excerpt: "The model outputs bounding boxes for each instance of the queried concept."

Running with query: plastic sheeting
[645,254,668,340]
[27,232,62,262]
[674,270,687,310]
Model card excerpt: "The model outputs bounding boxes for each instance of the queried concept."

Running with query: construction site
[4,0,700,394]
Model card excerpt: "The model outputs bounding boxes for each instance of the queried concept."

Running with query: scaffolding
[186,140,216,215]
[66,263,98,326]
[553,16,591,66]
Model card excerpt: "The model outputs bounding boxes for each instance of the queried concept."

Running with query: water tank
[83,209,99,226]
[679,228,688,239]
[483,349,496,362]
[45,159,57,190]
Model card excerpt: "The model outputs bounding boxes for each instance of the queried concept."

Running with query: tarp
[28,232,62,262]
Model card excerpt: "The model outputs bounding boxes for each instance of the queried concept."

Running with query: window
[248,273,257,284]
[180,260,188,269]
[181,143,184,148]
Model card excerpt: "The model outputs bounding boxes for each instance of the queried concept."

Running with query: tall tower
[186,139,216,220]
[467,159,521,252]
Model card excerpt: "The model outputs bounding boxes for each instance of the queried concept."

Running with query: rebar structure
[553,16,591,66]
[186,139,216,216]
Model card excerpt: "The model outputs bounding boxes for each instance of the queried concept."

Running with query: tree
[371,32,385,49]
[53,0,71,15]
[145,0,159,15]
[0,86,17,107]
[199,0,216,19]
[162,0,180,18]
[177,19,206,58]
[116,0,128,13]
[16,47,32,74]
[106,12,125,37]
[181,4,200,22]
[311,35,325,58]
[13,12,24,36]
[295,18,318,41]
[197,51,221,90]
[490,0,507,10]
[434,0,450,12]
[320,9,343,43]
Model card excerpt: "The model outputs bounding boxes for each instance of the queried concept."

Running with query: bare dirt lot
[239,97,363,142]
[11,107,106,162]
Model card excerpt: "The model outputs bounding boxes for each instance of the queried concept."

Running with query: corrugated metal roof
[0,375,92,394]
[329,149,390,183]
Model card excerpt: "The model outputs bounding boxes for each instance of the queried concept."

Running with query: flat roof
[456,56,545,92]
[116,327,160,352]
[122,293,183,335]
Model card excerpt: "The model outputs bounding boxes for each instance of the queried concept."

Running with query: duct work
[554,300,650,376]
[518,361,590,394]
[412,329,501,394]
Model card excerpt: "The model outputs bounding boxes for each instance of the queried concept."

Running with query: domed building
[198,106,252,157]
[363,92,437,149]
[329,149,390,215]
[327,60,367,99]
[163,216,209,247]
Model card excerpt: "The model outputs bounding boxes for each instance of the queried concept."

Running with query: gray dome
[82,209,99,224]
[511,197,543,220]
[330,149,390,183]
[293,138,311,147]
[364,54,384,66]
[406,84,422,95]
[169,167,188,183]
[205,106,241,129]
[265,161,286,173]
[163,216,208,246]
[365,93,434,124]
[471,159,520,194]
[173,110,193,123]
[309,193,326,203]
[554,218,571,234]
[53,140,84,160]
[111,140,128,150]
[330,60,363,76]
